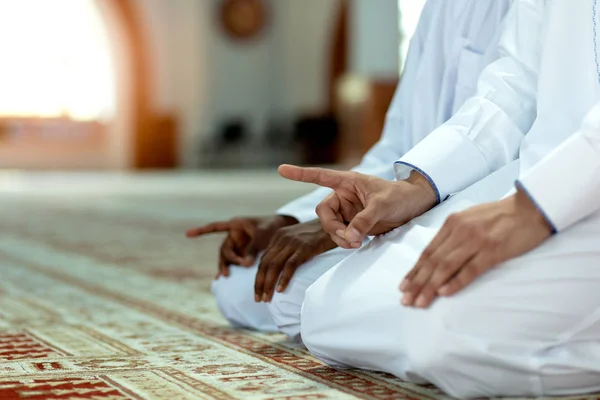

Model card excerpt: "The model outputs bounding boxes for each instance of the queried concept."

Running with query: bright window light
[0,0,115,121]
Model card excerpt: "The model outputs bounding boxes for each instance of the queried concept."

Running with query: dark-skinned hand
[254,219,337,303]
[186,215,298,278]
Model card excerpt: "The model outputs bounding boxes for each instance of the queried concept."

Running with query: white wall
[208,0,275,144]
[204,0,343,141]
[135,0,399,168]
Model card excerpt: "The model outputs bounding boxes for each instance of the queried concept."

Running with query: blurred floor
[0,172,595,399]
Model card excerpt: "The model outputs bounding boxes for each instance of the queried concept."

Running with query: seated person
[187,0,511,340]
[279,0,600,397]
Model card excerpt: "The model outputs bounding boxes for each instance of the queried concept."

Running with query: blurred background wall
[0,0,425,171]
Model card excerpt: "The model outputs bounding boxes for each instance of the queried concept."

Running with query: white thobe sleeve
[276,3,433,223]
[394,0,543,203]
[516,102,600,233]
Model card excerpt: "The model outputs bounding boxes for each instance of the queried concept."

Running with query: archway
[0,0,174,169]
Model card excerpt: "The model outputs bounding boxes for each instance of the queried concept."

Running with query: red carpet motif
[0,173,597,399]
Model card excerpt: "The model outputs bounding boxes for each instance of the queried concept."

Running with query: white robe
[211,0,511,339]
[300,0,600,397]
[276,0,510,223]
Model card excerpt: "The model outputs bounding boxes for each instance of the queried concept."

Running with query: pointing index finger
[186,221,231,237]
[278,164,347,190]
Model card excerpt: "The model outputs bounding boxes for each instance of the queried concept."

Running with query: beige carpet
[0,171,596,400]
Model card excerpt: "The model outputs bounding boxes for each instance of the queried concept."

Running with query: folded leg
[267,246,355,340]
[212,262,277,332]
[212,246,355,337]
[300,162,600,398]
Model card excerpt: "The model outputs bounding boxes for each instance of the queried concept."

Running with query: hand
[253,219,337,302]
[278,165,437,248]
[399,187,553,308]
[186,215,298,278]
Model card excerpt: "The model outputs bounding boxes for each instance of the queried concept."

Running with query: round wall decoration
[219,0,268,41]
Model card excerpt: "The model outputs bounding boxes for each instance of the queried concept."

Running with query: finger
[399,222,454,291]
[276,252,309,293]
[186,222,231,237]
[400,222,469,308]
[408,238,480,308]
[218,252,230,278]
[400,259,436,307]
[262,247,296,302]
[278,164,346,189]
[219,236,245,268]
[437,254,491,297]
[255,244,293,302]
[253,240,281,301]
[330,233,355,249]
[316,196,347,236]
[344,205,382,242]
[221,241,247,266]
[338,194,361,224]
[229,228,254,266]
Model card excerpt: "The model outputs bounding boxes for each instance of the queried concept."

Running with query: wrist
[513,188,553,235]
[404,170,438,211]
[274,214,300,228]
[312,221,338,250]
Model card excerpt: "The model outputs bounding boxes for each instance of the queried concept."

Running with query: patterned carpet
[0,171,597,400]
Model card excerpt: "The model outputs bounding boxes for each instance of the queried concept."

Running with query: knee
[299,281,348,366]
[403,328,453,383]
[401,300,489,398]
[211,276,247,327]
[211,271,277,332]
[266,286,303,340]
[267,250,347,341]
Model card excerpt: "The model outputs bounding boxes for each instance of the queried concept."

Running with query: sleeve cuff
[515,132,600,232]
[394,161,442,204]
[393,126,490,202]
[514,180,557,234]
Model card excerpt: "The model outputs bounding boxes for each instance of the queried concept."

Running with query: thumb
[344,206,381,243]
[278,164,346,189]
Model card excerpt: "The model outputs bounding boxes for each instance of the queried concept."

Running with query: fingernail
[415,295,427,308]
[351,241,361,248]
[401,294,412,306]
[399,279,409,291]
[335,229,346,239]
[346,228,361,242]
[262,293,268,302]
[438,285,450,296]
[254,294,260,302]
[276,285,283,293]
